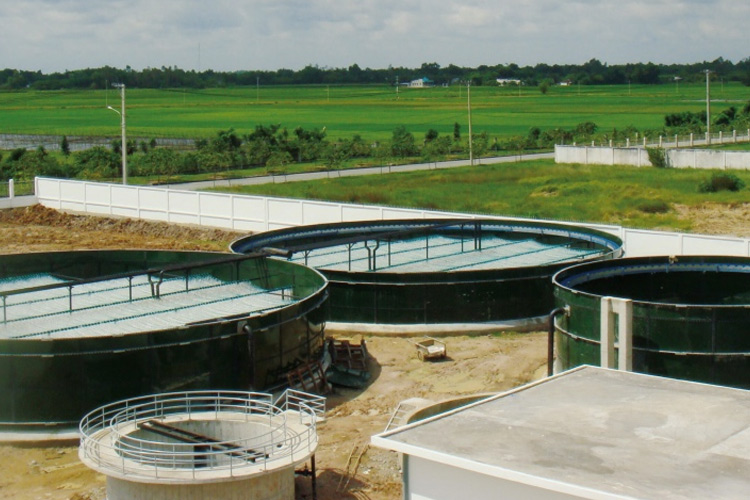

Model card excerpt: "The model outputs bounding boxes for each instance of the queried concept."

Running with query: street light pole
[108,83,127,184]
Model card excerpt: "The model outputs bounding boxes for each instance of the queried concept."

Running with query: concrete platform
[372,366,750,500]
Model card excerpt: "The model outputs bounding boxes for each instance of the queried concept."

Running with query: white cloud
[0,0,747,72]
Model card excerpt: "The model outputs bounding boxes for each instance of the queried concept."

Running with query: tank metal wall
[553,256,750,389]
[0,251,328,429]
[327,268,557,324]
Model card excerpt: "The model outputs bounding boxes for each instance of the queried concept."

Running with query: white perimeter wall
[34,177,750,258]
[555,145,750,170]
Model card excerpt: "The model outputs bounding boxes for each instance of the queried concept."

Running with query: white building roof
[372,366,750,500]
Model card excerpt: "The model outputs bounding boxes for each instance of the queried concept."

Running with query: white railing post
[8,179,14,199]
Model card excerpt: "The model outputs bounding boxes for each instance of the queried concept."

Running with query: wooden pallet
[329,338,369,371]
[286,360,330,394]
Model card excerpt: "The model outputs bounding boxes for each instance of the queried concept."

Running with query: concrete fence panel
[268,198,305,229]
[232,196,269,233]
[726,152,750,170]
[557,144,750,170]
[303,200,346,226]
[196,192,234,229]
[126,187,165,221]
[165,190,200,225]
[681,234,750,256]
[619,229,684,257]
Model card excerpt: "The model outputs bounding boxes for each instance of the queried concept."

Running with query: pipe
[548,306,570,377]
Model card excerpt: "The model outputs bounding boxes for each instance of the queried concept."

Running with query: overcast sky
[1,0,747,73]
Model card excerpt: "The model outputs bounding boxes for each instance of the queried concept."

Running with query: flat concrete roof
[372,366,750,500]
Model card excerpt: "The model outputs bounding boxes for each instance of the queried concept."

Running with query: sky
[1,0,748,73]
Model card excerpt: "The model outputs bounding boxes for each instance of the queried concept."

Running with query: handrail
[79,389,323,480]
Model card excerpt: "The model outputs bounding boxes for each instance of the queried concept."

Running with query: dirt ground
[0,202,744,499]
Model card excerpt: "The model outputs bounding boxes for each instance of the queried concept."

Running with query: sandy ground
[0,202,744,499]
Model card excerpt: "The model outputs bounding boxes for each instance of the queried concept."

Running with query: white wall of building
[407,456,586,500]
[34,177,750,258]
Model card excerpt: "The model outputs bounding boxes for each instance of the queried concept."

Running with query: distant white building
[372,366,750,500]
[496,78,522,86]
[408,77,434,88]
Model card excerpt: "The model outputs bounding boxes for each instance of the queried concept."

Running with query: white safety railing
[79,389,323,481]
[565,129,750,150]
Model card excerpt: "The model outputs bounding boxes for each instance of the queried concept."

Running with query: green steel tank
[552,255,750,389]
[0,250,328,431]
[231,219,623,325]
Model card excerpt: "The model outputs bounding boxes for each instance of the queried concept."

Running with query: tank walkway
[0,272,295,339]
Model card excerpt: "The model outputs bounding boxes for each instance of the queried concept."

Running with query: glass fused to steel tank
[230,219,623,325]
[553,256,750,389]
[0,250,328,431]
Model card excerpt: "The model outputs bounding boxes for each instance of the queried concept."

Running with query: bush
[698,173,745,193]
[646,147,669,168]
[637,200,670,214]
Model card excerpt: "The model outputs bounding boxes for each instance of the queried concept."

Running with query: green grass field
[2,83,748,142]
[215,158,750,232]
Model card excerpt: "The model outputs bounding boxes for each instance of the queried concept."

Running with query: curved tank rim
[230,217,624,277]
[553,254,750,308]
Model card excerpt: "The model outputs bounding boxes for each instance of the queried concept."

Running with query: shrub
[646,147,669,168]
[637,200,670,214]
[698,173,745,193]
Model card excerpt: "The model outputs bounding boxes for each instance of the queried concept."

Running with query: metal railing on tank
[79,389,324,480]
[0,253,313,330]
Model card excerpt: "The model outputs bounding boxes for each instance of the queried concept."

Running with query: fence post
[626,138,630,148]
[690,133,694,147]
[674,134,678,148]
[733,130,737,144]
[659,136,663,147]
[8,179,14,199]
[719,131,723,144]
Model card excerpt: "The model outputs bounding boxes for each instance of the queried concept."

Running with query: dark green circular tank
[231,219,623,325]
[553,255,750,389]
[0,250,328,431]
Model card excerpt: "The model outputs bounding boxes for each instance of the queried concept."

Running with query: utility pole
[704,70,711,143]
[256,77,259,103]
[108,83,127,184]
[396,76,399,100]
[467,82,473,166]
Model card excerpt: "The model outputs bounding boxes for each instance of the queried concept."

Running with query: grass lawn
[2,83,748,142]
[213,158,750,232]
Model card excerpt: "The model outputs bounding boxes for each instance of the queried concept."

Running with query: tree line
[2,57,750,90]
